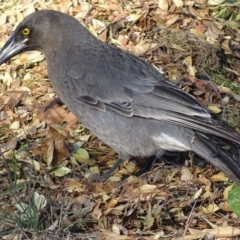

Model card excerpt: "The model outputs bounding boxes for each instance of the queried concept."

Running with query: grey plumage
[0,10,240,182]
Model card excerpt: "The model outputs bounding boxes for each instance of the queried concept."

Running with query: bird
[0,9,240,183]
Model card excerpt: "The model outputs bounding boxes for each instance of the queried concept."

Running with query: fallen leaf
[207,105,221,114]
[50,166,71,177]
[73,148,90,163]
[64,179,85,192]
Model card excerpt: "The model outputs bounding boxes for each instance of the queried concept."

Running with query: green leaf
[33,191,47,210]
[73,148,89,163]
[15,203,28,213]
[51,167,72,177]
[225,20,240,29]
[228,184,240,216]
[221,145,231,150]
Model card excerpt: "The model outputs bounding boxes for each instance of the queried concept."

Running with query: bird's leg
[136,149,165,176]
[136,155,157,177]
[100,158,126,182]
[42,97,62,112]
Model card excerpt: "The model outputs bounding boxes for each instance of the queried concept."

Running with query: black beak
[0,33,28,65]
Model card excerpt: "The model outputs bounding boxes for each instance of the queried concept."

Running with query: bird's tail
[190,132,240,184]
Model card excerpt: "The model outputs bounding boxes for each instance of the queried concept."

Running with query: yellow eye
[22,28,30,36]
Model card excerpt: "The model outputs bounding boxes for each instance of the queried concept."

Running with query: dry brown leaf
[207,105,221,114]
[173,0,183,7]
[132,184,157,195]
[183,56,192,66]
[180,167,193,181]
[129,42,157,56]
[187,65,197,76]
[91,19,106,33]
[59,0,71,13]
[158,0,169,11]
[36,127,69,166]
[62,112,78,128]
[171,43,186,51]
[210,172,229,182]
[46,139,54,166]
[192,188,202,200]
[2,234,24,240]
[217,85,232,94]
[194,0,208,5]
[108,3,123,12]
[183,226,240,239]
[189,29,205,36]
[195,24,205,33]
[0,139,17,152]
[127,13,143,22]
[218,201,231,212]
[232,93,240,101]
[10,121,20,130]
[201,203,219,213]
[221,39,232,54]
[188,6,204,19]
[165,14,179,27]
[98,28,108,42]
[223,184,234,200]
[64,179,86,192]
[0,14,7,25]
[107,198,118,208]
[208,0,225,5]
[36,98,68,126]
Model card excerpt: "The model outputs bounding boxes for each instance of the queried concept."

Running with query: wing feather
[64,45,240,143]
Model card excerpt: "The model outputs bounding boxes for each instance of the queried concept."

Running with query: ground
[0,0,240,239]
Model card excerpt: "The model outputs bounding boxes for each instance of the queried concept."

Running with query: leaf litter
[0,0,240,239]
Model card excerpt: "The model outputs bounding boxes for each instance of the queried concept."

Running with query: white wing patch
[152,133,190,151]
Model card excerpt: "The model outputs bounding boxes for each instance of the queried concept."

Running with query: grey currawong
[0,10,239,182]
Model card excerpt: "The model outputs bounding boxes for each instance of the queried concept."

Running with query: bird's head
[0,10,54,64]
[0,10,91,65]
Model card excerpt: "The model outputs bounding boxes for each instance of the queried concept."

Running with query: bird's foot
[87,158,125,182]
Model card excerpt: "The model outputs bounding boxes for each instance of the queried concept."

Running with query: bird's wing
[65,45,208,117]
[65,46,240,143]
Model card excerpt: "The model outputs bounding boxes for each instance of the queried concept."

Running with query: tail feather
[190,132,240,184]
